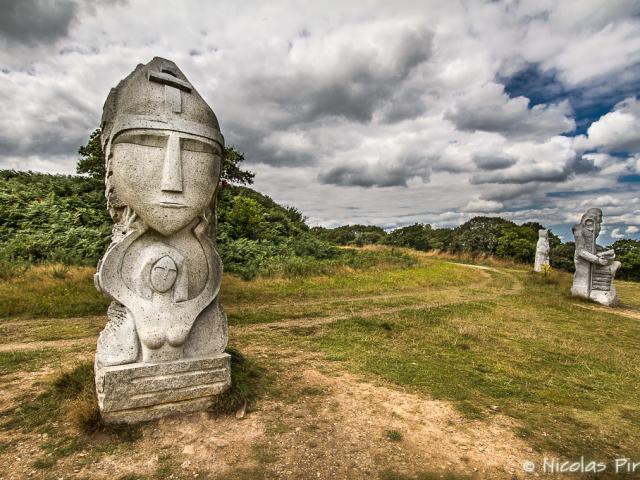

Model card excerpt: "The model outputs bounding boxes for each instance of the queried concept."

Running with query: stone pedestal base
[96,353,230,424]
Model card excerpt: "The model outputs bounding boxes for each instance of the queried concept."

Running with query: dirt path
[44,349,544,480]
[447,261,523,294]
[573,302,640,320]
[0,336,95,353]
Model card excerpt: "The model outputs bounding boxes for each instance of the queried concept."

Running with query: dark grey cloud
[482,183,544,202]
[379,86,428,123]
[223,122,316,168]
[472,153,518,170]
[319,164,414,188]
[470,166,571,185]
[319,154,431,188]
[447,99,574,139]
[245,27,432,126]
[0,0,77,46]
[0,130,86,158]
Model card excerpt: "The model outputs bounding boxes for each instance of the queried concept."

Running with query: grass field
[1,248,639,479]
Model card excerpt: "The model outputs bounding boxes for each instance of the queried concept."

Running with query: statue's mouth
[157,201,189,209]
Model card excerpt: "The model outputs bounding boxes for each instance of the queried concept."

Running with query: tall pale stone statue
[534,229,550,273]
[571,208,621,306]
[94,57,230,423]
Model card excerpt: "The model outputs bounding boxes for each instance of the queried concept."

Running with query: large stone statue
[94,57,230,423]
[534,229,550,273]
[571,208,621,306]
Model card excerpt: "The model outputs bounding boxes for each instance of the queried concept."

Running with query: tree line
[1,129,639,281]
[312,220,640,280]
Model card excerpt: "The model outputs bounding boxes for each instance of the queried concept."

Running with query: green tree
[550,242,575,272]
[312,224,387,246]
[76,129,254,186]
[76,129,105,180]
[496,229,536,262]
[384,223,432,251]
[449,217,515,255]
[220,147,255,186]
[609,239,640,280]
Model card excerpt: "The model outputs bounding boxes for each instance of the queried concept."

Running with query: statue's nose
[160,134,183,192]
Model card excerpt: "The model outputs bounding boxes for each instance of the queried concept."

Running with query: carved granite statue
[94,57,230,423]
[571,208,621,306]
[534,229,550,273]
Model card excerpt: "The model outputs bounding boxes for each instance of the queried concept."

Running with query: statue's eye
[114,133,166,148]
[182,139,218,154]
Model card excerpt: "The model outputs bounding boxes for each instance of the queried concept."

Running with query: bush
[609,239,640,280]
[550,242,575,272]
[384,223,432,251]
[312,224,387,246]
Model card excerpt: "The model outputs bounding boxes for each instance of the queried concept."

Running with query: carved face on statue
[100,57,225,235]
[581,208,602,238]
[111,129,222,235]
[150,255,178,293]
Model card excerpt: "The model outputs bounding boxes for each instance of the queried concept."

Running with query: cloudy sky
[2,0,640,242]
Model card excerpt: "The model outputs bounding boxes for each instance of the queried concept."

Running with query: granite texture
[571,208,622,306]
[94,57,229,423]
[534,229,550,273]
[96,354,230,424]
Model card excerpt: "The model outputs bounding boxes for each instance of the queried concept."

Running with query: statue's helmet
[100,56,224,159]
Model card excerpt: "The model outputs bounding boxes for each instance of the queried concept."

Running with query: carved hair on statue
[133,243,188,302]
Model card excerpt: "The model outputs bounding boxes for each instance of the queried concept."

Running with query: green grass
[0,316,106,344]
[615,279,640,309]
[0,264,110,319]
[1,248,640,477]
[208,347,269,415]
[385,429,403,441]
[2,361,98,432]
[299,270,640,459]
[0,348,62,375]
[2,360,141,470]
[0,249,421,320]
[224,259,497,326]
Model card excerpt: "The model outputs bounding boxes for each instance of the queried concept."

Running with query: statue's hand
[598,257,612,266]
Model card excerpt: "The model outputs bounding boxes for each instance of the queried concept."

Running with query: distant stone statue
[94,57,230,423]
[571,208,621,306]
[534,229,550,273]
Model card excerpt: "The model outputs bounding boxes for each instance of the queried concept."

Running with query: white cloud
[463,198,503,213]
[0,0,639,231]
[446,83,575,140]
[626,225,639,234]
[611,228,625,239]
[582,97,640,152]
[582,195,622,207]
